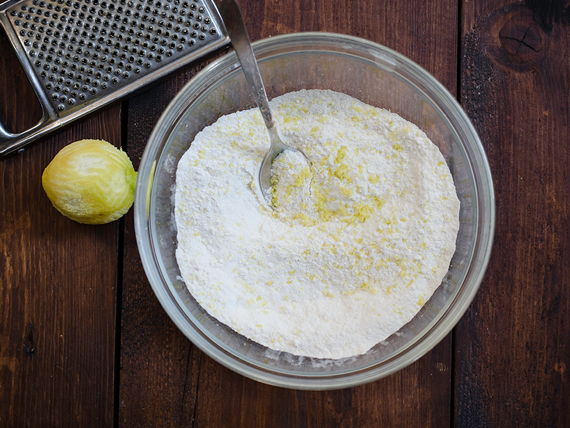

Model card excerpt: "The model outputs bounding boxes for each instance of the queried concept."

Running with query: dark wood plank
[192,354,452,428]
[456,1,570,426]
[0,30,122,426]
[119,0,459,426]
[0,107,123,427]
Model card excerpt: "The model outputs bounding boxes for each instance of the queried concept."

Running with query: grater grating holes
[6,0,224,118]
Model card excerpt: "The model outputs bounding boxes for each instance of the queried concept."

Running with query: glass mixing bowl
[135,32,495,390]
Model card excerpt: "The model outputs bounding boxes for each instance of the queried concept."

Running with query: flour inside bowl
[174,89,459,359]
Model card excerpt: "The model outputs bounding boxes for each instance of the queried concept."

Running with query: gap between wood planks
[113,99,129,428]
[452,0,463,425]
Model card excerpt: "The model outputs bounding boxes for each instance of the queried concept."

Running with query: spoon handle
[215,0,280,144]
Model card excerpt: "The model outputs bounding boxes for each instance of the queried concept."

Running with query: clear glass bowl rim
[134,32,495,390]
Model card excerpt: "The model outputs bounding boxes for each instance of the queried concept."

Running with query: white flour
[175,90,460,359]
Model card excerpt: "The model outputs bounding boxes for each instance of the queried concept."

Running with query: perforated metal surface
[0,0,228,155]
[5,0,225,116]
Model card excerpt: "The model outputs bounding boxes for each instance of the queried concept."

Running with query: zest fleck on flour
[175,90,459,359]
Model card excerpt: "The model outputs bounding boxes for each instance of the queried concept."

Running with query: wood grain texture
[456,1,570,426]
[0,30,122,426]
[0,108,122,427]
[118,0,459,427]
[192,353,452,428]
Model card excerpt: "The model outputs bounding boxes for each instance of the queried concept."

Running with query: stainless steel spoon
[216,0,305,204]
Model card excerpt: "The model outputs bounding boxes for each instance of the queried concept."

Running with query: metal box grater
[0,0,229,156]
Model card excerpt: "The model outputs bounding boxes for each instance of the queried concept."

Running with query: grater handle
[0,114,51,156]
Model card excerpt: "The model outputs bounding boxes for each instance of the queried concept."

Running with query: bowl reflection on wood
[134,32,495,390]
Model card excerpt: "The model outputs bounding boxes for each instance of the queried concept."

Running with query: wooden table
[1,0,569,426]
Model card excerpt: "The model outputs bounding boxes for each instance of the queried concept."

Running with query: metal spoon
[216,0,306,204]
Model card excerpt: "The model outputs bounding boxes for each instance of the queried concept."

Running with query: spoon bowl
[257,137,292,203]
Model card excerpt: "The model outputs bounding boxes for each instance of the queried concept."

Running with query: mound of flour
[175,89,459,359]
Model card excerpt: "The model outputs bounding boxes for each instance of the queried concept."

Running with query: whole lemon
[42,139,137,224]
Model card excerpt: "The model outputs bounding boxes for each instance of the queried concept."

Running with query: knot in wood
[499,13,544,64]
[24,322,36,356]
